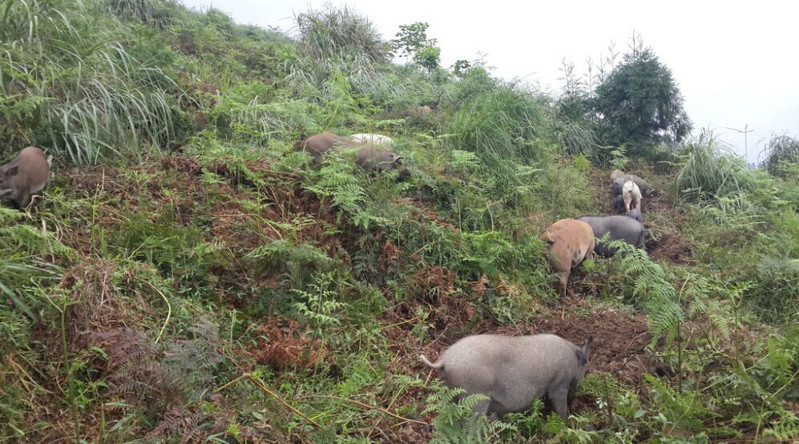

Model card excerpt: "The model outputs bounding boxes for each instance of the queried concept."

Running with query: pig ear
[5,165,18,177]
[577,336,593,365]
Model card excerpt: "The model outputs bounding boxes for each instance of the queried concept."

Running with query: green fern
[763,409,799,440]
[424,386,514,444]
[292,271,350,338]
[246,239,336,290]
[610,240,684,348]
[645,374,712,434]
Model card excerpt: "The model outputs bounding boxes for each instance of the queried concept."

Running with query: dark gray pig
[578,214,646,257]
[613,195,644,222]
[0,146,50,209]
[420,334,593,418]
[626,208,643,222]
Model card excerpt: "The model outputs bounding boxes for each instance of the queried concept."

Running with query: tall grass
[0,0,179,163]
[447,73,554,192]
[675,131,754,202]
[294,5,389,64]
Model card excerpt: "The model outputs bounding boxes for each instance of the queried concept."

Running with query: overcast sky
[179,0,799,165]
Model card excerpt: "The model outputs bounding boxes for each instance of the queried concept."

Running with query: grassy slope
[1,1,799,443]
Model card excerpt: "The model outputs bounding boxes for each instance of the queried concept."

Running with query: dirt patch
[648,229,694,264]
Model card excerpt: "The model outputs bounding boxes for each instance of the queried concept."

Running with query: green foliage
[203,81,315,145]
[762,134,799,177]
[424,386,513,443]
[593,36,692,151]
[292,271,350,338]
[747,255,799,325]
[675,131,754,202]
[414,44,442,71]
[528,161,595,217]
[392,22,430,59]
[105,0,181,29]
[390,22,442,71]
[447,76,554,192]
[295,5,389,64]
[246,239,337,290]
[303,155,390,230]
[111,210,227,298]
[763,410,799,440]
[644,374,714,437]
[596,240,684,349]
[0,0,180,163]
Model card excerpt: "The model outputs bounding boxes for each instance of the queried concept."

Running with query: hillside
[1,1,799,443]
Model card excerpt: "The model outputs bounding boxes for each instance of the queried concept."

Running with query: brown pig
[300,132,363,163]
[540,218,595,296]
[0,146,50,209]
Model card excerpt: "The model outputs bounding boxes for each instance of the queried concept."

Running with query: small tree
[452,59,472,78]
[593,37,692,152]
[391,22,440,71]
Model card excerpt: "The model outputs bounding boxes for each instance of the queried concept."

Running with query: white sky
[180,0,799,165]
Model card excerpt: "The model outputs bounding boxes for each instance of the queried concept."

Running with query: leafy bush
[593,43,692,150]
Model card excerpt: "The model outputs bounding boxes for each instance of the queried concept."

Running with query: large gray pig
[420,334,593,418]
[0,146,50,209]
[578,215,646,257]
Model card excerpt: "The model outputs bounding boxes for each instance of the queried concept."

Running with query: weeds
[2,1,799,443]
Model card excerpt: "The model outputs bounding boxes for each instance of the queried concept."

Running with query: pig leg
[18,191,31,209]
[548,386,570,419]
[471,398,491,415]
[557,271,569,297]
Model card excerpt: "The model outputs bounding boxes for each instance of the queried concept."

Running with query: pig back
[437,334,585,410]
[302,132,360,161]
[541,219,594,271]
[578,215,645,257]
[0,146,50,207]
[18,147,50,193]
[611,174,655,198]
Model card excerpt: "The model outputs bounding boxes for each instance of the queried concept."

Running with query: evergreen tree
[593,45,692,151]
